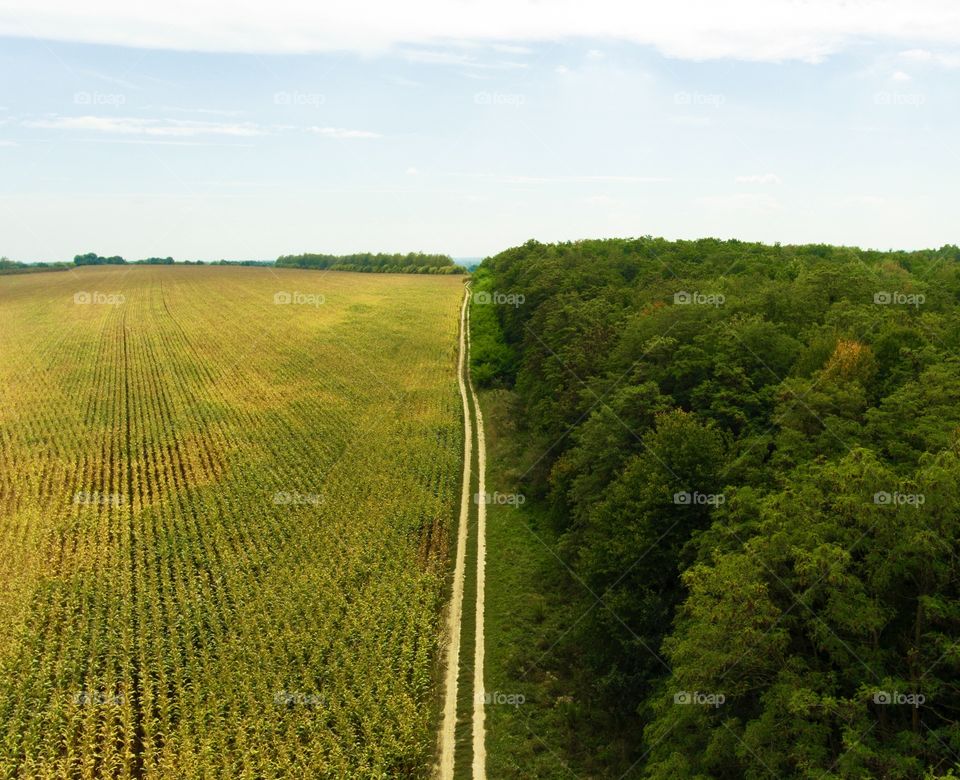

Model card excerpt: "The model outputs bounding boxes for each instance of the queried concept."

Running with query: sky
[1,0,959,262]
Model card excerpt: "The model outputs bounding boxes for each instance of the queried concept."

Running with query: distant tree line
[73,253,276,266]
[276,252,466,274]
[73,252,128,266]
[0,257,72,275]
[211,259,275,266]
[74,253,178,265]
[1,252,466,274]
[472,237,960,779]
[136,257,175,265]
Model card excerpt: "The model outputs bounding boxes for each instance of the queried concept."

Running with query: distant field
[0,265,465,778]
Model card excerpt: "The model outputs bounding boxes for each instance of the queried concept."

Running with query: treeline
[276,252,466,274]
[0,258,72,275]
[2,252,464,274]
[472,237,960,778]
[75,253,181,265]
[74,252,129,265]
[74,253,277,266]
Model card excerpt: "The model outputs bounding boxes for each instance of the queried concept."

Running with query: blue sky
[1,1,959,261]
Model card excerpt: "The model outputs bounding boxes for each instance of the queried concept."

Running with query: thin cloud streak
[3,1,960,62]
[21,116,382,140]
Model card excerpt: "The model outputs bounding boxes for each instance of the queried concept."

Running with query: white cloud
[310,126,380,139]
[492,43,533,55]
[669,114,715,127]
[140,105,244,116]
[401,48,527,69]
[402,49,474,66]
[583,194,618,205]
[846,194,887,206]
[890,69,912,81]
[735,173,781,184]
[79,138,256,147]
[899,48,960,67]
[24,115,264,136]
[22,116,380,140]
[500,174,670,184]
[406,166,420,175]
[0,140,18,146]
[3,1,960,61]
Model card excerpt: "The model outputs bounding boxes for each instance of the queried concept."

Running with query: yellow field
[0,265,465,778]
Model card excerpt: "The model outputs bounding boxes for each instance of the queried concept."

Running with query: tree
[572,410,725,707]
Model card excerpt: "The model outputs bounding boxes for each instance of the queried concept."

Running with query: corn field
[0,265,465,778]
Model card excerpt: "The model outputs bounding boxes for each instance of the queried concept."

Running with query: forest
[471,237,960,779]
